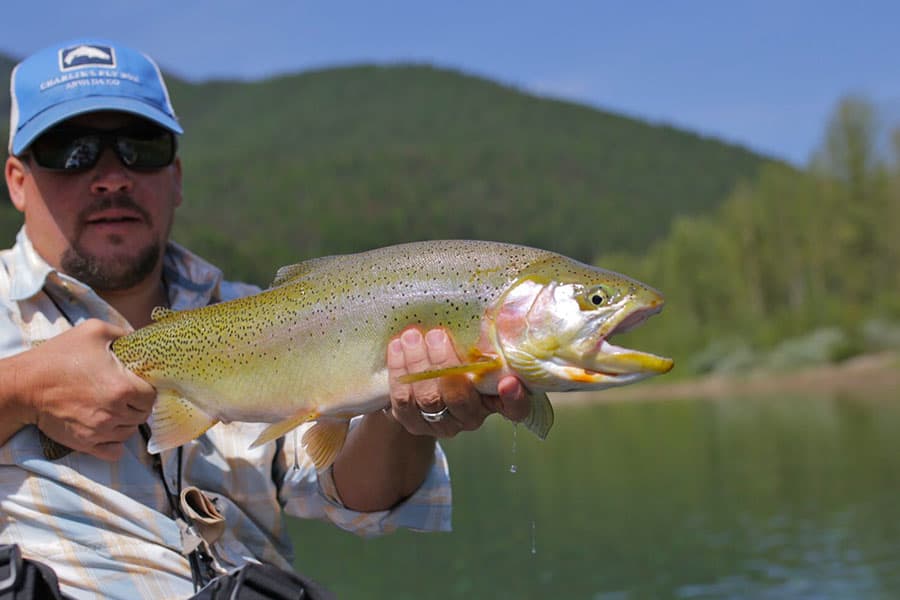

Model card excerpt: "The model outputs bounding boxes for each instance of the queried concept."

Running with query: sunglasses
[27,124,177,172]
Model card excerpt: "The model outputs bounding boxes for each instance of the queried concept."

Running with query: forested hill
[1,55,773,284]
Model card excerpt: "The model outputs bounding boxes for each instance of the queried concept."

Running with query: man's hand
[7,319,156,461]
[332,326,530,511]
[386,327,529,437]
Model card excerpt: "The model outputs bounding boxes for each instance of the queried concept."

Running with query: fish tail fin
[301,419,351,471]
[39,431,73,460]
[147,389,219,454]
[522,391,554,440]
[249,411,318,450]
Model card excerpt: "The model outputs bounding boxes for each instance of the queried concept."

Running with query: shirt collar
[8,227,55,301]
[6,227,226,308]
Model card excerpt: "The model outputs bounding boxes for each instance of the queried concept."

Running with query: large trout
[47,241,675,468]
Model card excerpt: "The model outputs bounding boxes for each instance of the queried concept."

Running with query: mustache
[76,195,153,229]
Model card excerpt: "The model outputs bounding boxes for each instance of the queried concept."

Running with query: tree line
[597,96,900,373]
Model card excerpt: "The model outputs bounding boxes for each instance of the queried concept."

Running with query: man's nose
[89,148,135,194]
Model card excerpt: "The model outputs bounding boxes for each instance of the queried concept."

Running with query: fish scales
[42,240,675,468]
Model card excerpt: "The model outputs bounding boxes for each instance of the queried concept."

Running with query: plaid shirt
[0,228,452,600]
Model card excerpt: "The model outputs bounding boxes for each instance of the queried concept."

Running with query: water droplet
[509,423,518,474]
[531,520,537,555]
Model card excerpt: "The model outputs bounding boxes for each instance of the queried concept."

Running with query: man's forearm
[331,410,436,512]
[0,352,34,446]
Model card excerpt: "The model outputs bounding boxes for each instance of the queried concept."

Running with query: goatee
[61,241,161,291]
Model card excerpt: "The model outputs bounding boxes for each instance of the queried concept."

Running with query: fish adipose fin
[150,306,176,321]
[270,255,346,287]
[398,357,503,384]
[522,391,554,440]
[249,410,318,450]
[302,420,351,471]
[147,389,219,454]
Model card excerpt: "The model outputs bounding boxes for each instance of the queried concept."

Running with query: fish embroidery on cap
[59,44,116,71]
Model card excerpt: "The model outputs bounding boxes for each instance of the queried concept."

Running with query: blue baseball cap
[8,38,183,156]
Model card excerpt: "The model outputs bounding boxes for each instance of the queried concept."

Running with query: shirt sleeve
[276,418,452,537]
[0,276,27,360]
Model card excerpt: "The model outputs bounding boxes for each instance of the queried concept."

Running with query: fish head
[492,257,674,391]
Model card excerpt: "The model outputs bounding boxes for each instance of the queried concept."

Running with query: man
[0,39,527,599]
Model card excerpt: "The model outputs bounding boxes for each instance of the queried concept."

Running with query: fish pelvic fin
[249,410,318,450]
[302,419,351,471]
[398,357,503,384]
[521,390,554,440]
[147,389,219,454]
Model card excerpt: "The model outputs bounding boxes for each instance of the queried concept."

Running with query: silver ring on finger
[419,406,450,423]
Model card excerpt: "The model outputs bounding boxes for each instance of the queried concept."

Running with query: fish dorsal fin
[270,255,347,288]
[302,419,351,471]
[147,389,219,454]
[521,390,554,440]
[398,357,503,384]
[151,306,176,322]
[249,409,319,449]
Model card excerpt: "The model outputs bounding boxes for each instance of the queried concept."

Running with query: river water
[288,393,900,599]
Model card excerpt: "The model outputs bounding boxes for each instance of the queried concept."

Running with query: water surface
[288,393,900,599]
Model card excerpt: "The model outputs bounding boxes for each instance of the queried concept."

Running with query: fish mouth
[572,303,674,383]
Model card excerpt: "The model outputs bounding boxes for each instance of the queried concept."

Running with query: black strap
[42,285,215,592]
[139,426,217,591]
[0,545,69,600]
[190,563,335,600]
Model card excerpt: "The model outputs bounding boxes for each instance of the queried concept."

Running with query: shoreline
[554,351,900,404]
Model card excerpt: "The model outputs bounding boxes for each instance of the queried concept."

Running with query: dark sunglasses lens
[115,130,175,169]
[29,126,175,171]
[31,133,102,170]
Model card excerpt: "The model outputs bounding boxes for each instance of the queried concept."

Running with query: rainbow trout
[44,241,674,467]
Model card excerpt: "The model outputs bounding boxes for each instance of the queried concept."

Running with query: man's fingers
[496,376,531,422]
[404,329,444,414]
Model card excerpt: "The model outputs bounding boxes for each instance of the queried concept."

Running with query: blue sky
[2,1,898,165]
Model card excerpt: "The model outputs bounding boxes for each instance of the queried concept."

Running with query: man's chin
[61,243,162,291]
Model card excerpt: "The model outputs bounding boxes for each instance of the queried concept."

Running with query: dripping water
[509,423,518,473]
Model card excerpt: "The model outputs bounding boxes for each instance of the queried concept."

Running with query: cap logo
[59,44,116,70]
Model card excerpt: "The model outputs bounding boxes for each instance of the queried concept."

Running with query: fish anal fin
[249,410,318,450]
[399,357,503,384]
[147,389,219,454]
[301,419,350,471]
[521,390,554,440]
[150,306,176,322]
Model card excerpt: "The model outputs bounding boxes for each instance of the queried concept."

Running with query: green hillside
[1,55,771,284]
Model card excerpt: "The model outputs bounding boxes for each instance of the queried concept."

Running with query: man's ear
[5,156,28,213]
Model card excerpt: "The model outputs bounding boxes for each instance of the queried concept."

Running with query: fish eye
[577,286,612,310]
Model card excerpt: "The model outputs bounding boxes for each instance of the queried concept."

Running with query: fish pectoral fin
[398,357,503,384]
[521,390,554,440]
[249,411,318,450]
[301,419,351,472]
[147,389,219,454]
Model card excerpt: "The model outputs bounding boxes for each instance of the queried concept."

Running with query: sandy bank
[554,351,900,404]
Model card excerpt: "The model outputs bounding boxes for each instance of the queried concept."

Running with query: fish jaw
[491,267,674,392]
